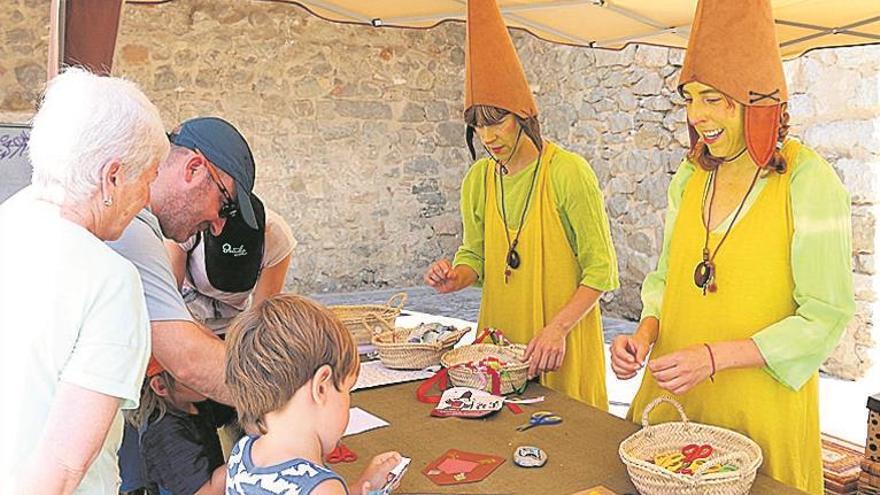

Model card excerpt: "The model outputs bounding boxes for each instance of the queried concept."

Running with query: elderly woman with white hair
[0,68,169,495]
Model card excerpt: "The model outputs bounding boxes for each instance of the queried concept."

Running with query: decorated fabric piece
[431,386,504,418]
[422,449,504,486]
[678,0,787,166]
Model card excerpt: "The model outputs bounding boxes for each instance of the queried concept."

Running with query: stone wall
[0,0,876,378]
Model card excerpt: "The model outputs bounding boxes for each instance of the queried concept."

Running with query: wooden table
[335,381,808,494]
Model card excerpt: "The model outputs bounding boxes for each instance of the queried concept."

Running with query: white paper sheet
[352,360,436,391]
[343,406,390,437]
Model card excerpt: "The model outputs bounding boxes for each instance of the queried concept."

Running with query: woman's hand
[648,344,713,395]
[358,451,402,495]
[524,324,567,378]
[424,260,476,294]
[610,334,651,380]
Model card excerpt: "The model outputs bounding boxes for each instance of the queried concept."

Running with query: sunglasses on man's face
[195,148,239,220]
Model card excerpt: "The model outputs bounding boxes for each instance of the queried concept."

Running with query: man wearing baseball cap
[108,116,257,493]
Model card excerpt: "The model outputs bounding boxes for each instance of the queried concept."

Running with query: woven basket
[619,397,763,495]
[372,326,470,370]
[329,293,407,346]
[440,343,528,395]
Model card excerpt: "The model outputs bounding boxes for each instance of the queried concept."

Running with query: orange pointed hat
[465,0,538,119]
[679,0,788,167]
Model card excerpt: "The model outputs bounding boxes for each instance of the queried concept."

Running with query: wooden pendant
[507,248,521,270]
[694,261,714,290]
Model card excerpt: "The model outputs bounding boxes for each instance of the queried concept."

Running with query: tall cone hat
[679,0,788,167]
[465,0,538,119]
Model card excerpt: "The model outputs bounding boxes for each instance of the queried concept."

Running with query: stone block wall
[0,0,876,378]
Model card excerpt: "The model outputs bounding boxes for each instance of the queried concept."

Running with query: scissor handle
[682,443,712,461]
[692,451,749,478]
[538,415,562,424]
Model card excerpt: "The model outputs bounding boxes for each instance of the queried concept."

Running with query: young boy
[224,294,401,495]
[126,358,228,495]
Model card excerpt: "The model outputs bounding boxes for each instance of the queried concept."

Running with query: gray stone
[333,100,392,120]
[608,112,633,133]
[404,156,440,175]
[607,194,629,219]
[593,45,635,67]
[436,121,462,147]
[627,231,654,255]
[6,28,34,46]
[425,101,448,122]
[399,102,426,123]
[14,63,41,88]
[633,72,664,96]
[634,46,668,68]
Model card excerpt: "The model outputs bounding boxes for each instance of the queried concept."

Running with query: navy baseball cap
[169,117,258,229]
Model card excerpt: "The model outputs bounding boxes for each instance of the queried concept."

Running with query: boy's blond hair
[225,294,359,433]
[125,372,176,430]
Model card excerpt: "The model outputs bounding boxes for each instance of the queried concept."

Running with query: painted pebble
[514,446,547,468]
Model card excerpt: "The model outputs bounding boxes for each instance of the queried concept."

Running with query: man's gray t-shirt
[107,209,192,322]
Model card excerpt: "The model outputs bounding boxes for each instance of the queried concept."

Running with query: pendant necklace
[694,149,760,295]
[484,129,541,284]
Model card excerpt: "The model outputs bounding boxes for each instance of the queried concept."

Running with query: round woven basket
[440,343,528,395]
[372,326,470,370]
[619,397,763,495]
[329,293,407,346]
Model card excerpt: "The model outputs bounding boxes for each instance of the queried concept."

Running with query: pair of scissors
[654,452,685,472]
[325,442,358,464]
[682,444,713,463]
[516,411,562,431]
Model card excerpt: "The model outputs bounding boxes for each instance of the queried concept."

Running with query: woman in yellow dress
[424,0,618,408]
[610,1,855,492]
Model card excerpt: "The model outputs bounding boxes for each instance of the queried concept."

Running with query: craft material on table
[343,407,390,437]
[353,360,437,391]
[335,380,807,494]
[505,395,545,405]
[368,456,412,495]
[431,387,505,418]
[513,446,547,468]
[516,411,563,431]
[650,443,739,475]
[570,486,629,495]
[405,323,460,344]
[325,442,357,464]
[422,449,504,486]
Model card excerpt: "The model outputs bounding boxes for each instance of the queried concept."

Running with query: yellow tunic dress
[476,142,609,409]
[628,141,823,493]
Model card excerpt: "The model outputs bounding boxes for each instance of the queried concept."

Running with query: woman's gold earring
[103,197,113,207]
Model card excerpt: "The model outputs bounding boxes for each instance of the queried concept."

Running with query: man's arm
[152,319,232,405]
[109,214,232,405]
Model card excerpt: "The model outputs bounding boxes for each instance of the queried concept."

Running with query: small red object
[681,443,713,463]
[325,442,357,464]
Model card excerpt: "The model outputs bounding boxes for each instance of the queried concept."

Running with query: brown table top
[335,381,809,495]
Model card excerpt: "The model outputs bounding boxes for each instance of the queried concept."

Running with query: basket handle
[438,327,470,347]
[693,451,750,479]
[641,396,690,428]
[361,313,394,335]
[385,292,408,311]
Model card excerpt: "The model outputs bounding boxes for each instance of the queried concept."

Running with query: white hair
[28,67,169,203]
